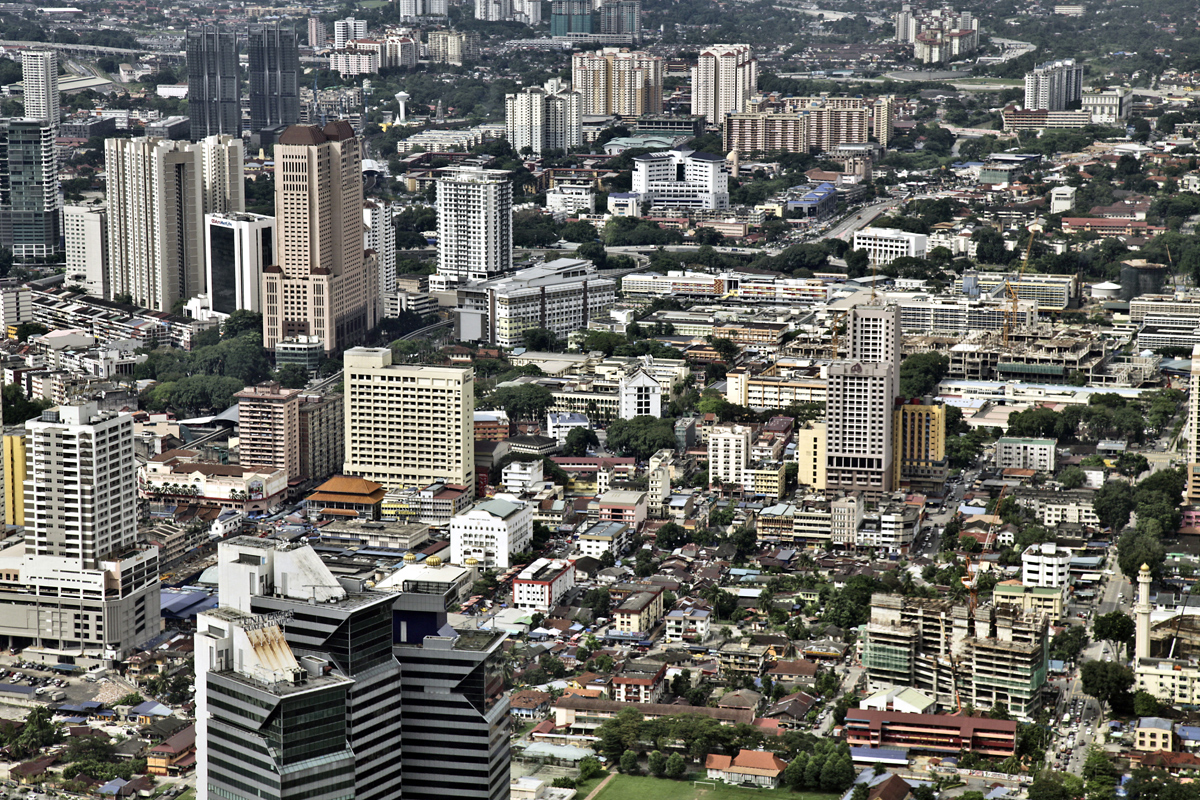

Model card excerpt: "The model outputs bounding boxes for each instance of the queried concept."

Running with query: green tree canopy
[899,352,949,398]
[605,415,677,461]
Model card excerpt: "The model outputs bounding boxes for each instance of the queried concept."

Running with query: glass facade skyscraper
[248,23,301,134]
[187,26,241,139]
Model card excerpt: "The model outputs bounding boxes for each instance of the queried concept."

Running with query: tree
[1093,612,1135,656]
[2,383,52,425]
[605,416,678,461]
[655,522,689,551]
[491,383,555,424]
[13,322,48,342]
[562,427,600,456]
[1057,466,1087,489]
[1118,527,1167,582]
[1132,690,1161,717]
[972,226,1011,264]
[648,750,666,777]
[274,363,309,389]
[1080,660,1134,711]
[1116,452,1150,480]
[664,753,687,780]
[579,758,604,782]
[522,327,563,352]
[898,352,949,398]
[620,750,639,775]
[708,337,740,362]
[987,702,1011,721]
[222,310,263,339]
[1093,481,1135,531]
[1050,625,1089,661]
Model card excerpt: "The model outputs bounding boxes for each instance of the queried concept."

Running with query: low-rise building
[993,581,1065,623]
[1136,717,1176,752]
[611,660,666,703]
[704,750,788,789]
[995,437,1057,472]
[450,494,533,569]
[611,586,664,639]
[1021,543,1072,588]
[576,520,630,559]
[844,710,1017,756]
[512,558,575,610]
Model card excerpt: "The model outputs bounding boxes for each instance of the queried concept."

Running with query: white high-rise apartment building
[105,134,244,311]
[364,201,397,296]
[342,347,475,492]
[21,50,59,130]
[708,423,751,487]
[691,44,756,125]
[434,166,512,290]
[852,227,927,266]
[572,48,663,116]
[631,148,729,210]
[825,304,900,499]
[308,17,327,46]
[63,205,108,298]
[1020,542,1072,588]
[334,17,368,49]
[11,402,159,660]
[450,494,532,569]
[513,0,542,24]
[1024,58,1084,111]
[205,212,276,315]
[505,81,582,155]
[476,0,514,21]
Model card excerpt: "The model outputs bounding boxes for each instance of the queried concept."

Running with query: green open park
[591,774,839,800]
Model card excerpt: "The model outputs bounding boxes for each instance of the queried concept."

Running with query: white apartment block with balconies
[709,423,751,487]
[1021,542,1072,588]
[512,558,576,610]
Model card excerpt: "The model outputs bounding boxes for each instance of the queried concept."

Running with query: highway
[819,198,904,243]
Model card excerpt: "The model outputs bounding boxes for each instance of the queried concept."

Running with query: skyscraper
[205,212,275,314]
[598,0,641,42]
[550,0,592,35]
[333,17,368,50]
[186,26,241,139]
[691,44,756,125]
[236,381,302,481]
[308,17,327,47]
[505,82,582,155]
[571,48,663,116]
[0,118,60,258]
[825,304,900,499]
[476,0,514,21]
[262,121,377,353]
[20,51,59,131]
[8,402,160,659]
[1024,58,1084,111]
[196,536,402,800]
[105,134,244,311]
[342,347,474,492]
[434,166,511,289]
[248,22,301,135]
[363,201,396,296]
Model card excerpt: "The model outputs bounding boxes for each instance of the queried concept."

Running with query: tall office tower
[15,402,159,659]
[105,134,244,311]
[308,17,327,47]
[825,304,901,500]
[874,95,895,148]
[236,382,301,481]
[1187,343,1200,503]
[248,22,302,135]
[205,212,275,314]
[572,48,663,115]
[262,121,377,354]
[505,82,582,155]
[434,166,511,290]
[394,593,510,800]
[2,424,24,527]
[691,44,756,125]
[363,201,396,296]
[197,537,403,800]
[187,26,241,139]
[893,401,948,493]
[64,205,108,298]
[333,17,368,50]
[342,347,474,492]
[0,118,61,259]
[476,0,513,21]
[598,0,641,42]
[21,51,59,131]
[1024,58,1084,111]
[550,0,593,35]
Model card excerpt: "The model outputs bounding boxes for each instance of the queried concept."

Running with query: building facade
[505,82,583,156]
[236,381,302,481]
[262,121,377,353]
[21,51,59,131]
[571,48,663,116]
[853,228,928,265]
[691,44,756,125]
[709,423,751,487]
[450,495,533,569]
[186,26,241,139]
[1,118,61,259]
[343,347,475,492]
[1024,59,1084,111]
[995,437,1057,472]
[631,148,729,210]
[63,205,108,298]
[205,212,275,316]
[434,166,512,290]
[248,22,302,134]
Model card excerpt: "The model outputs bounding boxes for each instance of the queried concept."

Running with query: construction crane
[1003,230,1037,345]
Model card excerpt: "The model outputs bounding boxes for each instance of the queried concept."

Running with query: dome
[427,555,442,567]
[403,552,417,563]
[465,557,479,566]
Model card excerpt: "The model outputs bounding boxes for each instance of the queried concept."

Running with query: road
[818,199,904,243]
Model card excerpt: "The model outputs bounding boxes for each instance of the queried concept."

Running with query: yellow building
[794,421,826,490]
[992,581,1065,623]
[893,402,948,493]
[744,463,786,500]
[612,588,664,637]
[3,429,25,526]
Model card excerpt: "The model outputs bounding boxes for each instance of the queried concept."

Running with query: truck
[44,690,65,702]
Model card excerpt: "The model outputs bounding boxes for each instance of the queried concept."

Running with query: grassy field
[591,774,839,800]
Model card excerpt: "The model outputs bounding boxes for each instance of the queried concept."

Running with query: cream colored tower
[262,121,377,353]
[1135,562,1152,659]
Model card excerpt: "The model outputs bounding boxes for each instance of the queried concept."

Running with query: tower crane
[1003,230,1036,346]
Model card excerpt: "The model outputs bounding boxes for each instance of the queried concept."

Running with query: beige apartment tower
[342,347,475,494]
[262,121,377,354]
[571,48,663,116]
[691,44,756,125]
[235,381,301,481]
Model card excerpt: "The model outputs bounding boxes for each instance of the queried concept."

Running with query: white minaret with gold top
[1135,562,1152,659]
